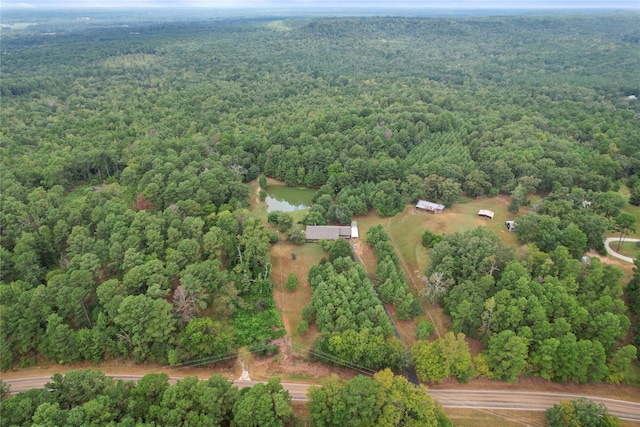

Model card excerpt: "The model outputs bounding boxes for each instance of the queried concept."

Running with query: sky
[2,0,639,9]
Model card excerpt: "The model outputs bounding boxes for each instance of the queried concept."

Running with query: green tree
[232,377,293,427]
[486,330,528,382]
[421,229,442,249]
[412,332,474,383]
[328,238,352,262]
[614,213,636,251]
[508,184,527,214]
[606,345,637,384]
[178,317,233,361]
[545,397,621,427]
[114,294,176,363]
[285,272,299,291]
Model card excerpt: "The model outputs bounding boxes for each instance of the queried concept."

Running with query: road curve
[4,376,640,422]
[604,237,639,263]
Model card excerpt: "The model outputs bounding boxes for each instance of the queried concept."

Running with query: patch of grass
[285,373,314,381]
[270,242,325,348]
[442,408,546,427]
[64,186,91,210]
[613,240,640,260]
[625,360,640,386]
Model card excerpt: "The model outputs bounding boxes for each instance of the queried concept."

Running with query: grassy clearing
[270,242,325,348]
[612,240,640,260]
[382,197,524,340]
[442,408,546,427]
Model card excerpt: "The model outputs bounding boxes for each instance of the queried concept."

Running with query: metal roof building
[305,225,352,241]
[478,209,495,220]
[416,200,445,213]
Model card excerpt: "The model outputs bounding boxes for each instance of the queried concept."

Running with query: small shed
[416,200,445,214]
[350,221,359,239]
[478,209,495,220]
[505,220,517,231]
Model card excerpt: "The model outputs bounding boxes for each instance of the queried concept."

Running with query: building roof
[350,221,359,239]
[305,225,352,240]
[478,209,495,219]
[416,200,445,211]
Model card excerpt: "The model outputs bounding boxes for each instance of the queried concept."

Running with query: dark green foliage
[307,258,404,370]
[1,370,295,427]
[232,378,293,427]
[432,226,628,383]
[428,227,513,285]
[368,227,421,320]
[327,238,353,262]
[630,185,640,206]
[486,330,528,382]
[365,224,389,247]
[421,229,442,248]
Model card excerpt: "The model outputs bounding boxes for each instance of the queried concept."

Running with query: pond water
[265,185,316,213]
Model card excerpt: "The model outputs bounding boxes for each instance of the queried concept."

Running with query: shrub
[297,320,308,335]
[421,229,442,248]
[285,273,299,292]
[287,229,306,245]
[416,320,435,340]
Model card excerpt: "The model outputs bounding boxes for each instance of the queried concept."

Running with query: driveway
[604,237,639,263]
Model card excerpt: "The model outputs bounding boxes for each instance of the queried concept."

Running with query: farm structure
[305,222,359,241]
[478,209,495,220]
[505,220,517,231]
[416,200,445,214]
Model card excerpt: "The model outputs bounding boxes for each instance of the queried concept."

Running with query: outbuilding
[305,225,352,241]
[350,221,359,239]
[478,209,495,220]
[505,220,517,231]
[416,200,445,214]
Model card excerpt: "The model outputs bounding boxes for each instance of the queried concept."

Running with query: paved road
[5,376,640,421]
[604,237,639,263]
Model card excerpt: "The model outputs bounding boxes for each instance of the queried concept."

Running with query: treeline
[0,368,453,427]
[365,225,422,320]
[1,178,282,368]
[424,227,636,383]
[0,369,294,427]
[302,252,407,371]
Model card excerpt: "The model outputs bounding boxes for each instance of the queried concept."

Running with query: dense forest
[1,10,639,386]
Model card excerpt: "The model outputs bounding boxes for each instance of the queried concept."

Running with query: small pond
[265,185,316,213]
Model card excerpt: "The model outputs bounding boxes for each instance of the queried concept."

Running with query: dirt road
[5,375,640,421]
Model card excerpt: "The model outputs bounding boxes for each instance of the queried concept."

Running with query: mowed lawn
[613,240,640,260]
[443,409,546,427]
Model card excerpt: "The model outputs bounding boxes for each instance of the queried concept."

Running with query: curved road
[4,376,640,422]
[604,237,639,263]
